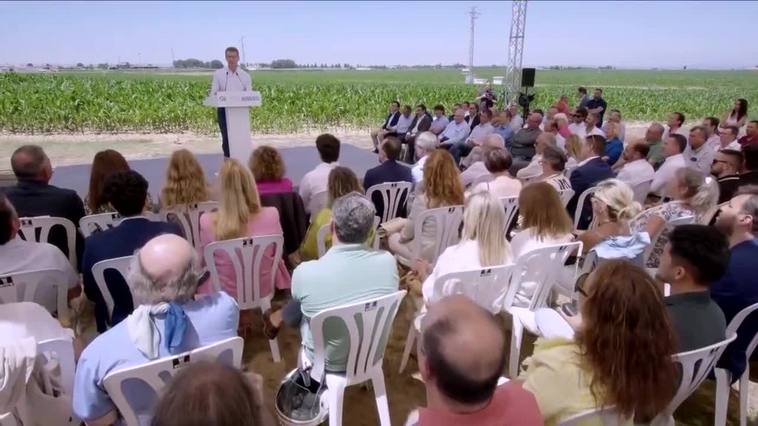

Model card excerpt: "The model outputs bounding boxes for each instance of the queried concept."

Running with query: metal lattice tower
[504,0,528,104]
[466,7,479,84]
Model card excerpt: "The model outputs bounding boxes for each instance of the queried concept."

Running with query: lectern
[204,91,262,163]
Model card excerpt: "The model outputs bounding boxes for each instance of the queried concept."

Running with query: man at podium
[210,46,252,158]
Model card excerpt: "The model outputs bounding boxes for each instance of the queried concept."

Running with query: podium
[204,91,262,164]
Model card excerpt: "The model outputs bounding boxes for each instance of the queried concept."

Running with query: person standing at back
[210,47,252,158]
[299,134,340,216]
[585,88,607,127]
[576,86,589,110]
[4,145,85,269]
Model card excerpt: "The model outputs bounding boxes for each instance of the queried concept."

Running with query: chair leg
[399,322,417,373]
[714,368,730,426]
[508,315,524,379]
[371,372,392,426]
[326,380,346,426]
[259,301,281,362]
[739,366,749,426]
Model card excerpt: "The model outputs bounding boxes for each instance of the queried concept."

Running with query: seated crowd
[0,90,757,425]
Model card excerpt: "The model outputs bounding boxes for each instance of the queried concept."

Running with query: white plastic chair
[714,302,758,426]
[0,269,70,322]
[91,255,133,327]
[558,188,575,208]
[204,234,284,362]
[37,337,76,397]
[630,178,653,205]
[572,186,598,231]
[398,205,464,267]
[652,333,738,426]
[0,413,17,426]
[500,196,520,237]
[102,336,244,426]
[306,291,406,426]
[398,265,514,374]
[161,201,219,249]
[504,241,583,378]
[366,182,412,224]
[79,212,122,238]
[18,216,77,268]
[558,406,622,426]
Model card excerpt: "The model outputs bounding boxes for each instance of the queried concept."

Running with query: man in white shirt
[616,142,655,186]
[508,104,524,131]
[683,126,716,176]
[662,112,688,141]
[299,134,340,215]
[651,134,688,196]
[0,194,79,313]
[411,132,439,185]
[719,125,742,151]
[209,46,252,158]
[439,108,471,153]
[429,105,449,136]
[453,110,494,165]
[391,105,414,138]
[703,117,722,151]
[584,113,606,138]
[568,107,588,138]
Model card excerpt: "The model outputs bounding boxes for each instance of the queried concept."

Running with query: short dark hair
[690,126,706,138]
[594,87,603,94]
[381,136,402,161]
[0,195,15,245]
[542,145,566,172]
[315,133,340,163]
[578,87,587,94]
[484,148,512,173]
[574,107,588,118]
[631,143,650,159]
[744,144,758,171]
[470,103,479,112]
[587,134,607,155]
[433,104,445,113]
[11,145,47,180]
[672,112,685,125]
[462,101,470,107]
[724,125,740,138]
[390,100,400,108]
[416,104,427,112]
[704,116,720,128]
[668,224,729,285]
[670,134,688,153]
[103,170,148,216]
[720,149,743,171]
[532,108,544,117]
[224,46,239,55]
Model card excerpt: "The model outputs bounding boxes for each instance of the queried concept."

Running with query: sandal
[262,310,281,340]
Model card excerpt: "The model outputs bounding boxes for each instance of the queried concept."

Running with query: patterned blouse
[630,201,695,268]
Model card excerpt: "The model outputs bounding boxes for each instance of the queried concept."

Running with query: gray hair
[128,249,200,305]
[332,192,375,244]
[416,132,439,153]
[11,145,48,180]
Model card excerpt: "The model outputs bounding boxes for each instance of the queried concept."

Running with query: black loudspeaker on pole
[521,68,536,88]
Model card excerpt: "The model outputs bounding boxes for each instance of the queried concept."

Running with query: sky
[1,1,756,69]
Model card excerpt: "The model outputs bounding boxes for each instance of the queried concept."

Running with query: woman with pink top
[197,159,291,303]
[249,145,294,195]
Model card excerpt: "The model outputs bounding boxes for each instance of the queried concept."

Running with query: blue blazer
[382,112,400,130]
[81,217,183,332]
[567,157,614,229]
[363,160,413,219]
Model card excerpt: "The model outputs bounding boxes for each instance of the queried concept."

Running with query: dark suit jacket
[81,217,183,332]
[382,112,400,130]
[567,157,614,229]
[469,114,481,131]
[260,192,307,257]
[3,180,86,270]
[407,114,432,136]
[363,160,414,219]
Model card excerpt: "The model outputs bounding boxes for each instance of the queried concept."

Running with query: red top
[256,178,294,195]
[417,382,544,426]
[739,135,758,147]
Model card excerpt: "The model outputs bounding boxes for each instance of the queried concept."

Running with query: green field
[1,68,756,134]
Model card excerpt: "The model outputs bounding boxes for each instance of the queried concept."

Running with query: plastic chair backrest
[641,215,694,267]
[79,212,122,238]
[365,182,412,224]
[572,187,598,230]
[203,234,283,310]
[500,196,520,235]
[309,291,406,384]
[18,216,77,268]
[429,264,515,314]
[504,241,583,310]
[631,179,653,205]
[558,406,622,426]
[37,337,76,397]
[558,188,575,208]
[91,256,133,325]
[317,216,380,258]
[310,191,329,219]
[102,337,244,426]
[412,205,464,265]
[0,269,69,320]
[161,201,219,249]
[724,302,758,368]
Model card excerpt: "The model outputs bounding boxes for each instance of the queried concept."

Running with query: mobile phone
[561,302,578,317]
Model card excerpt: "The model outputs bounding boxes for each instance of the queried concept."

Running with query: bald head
[129,234,199,305]
[419,296,505,406]
[140,234,194,285]
[482,133,505,150]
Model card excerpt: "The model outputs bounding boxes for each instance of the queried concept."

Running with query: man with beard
[712,186,758,382]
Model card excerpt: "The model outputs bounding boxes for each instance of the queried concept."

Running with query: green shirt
[292,244,398,371]
[647,139,665,169]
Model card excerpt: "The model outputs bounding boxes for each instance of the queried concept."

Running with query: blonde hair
[161,149,209,208]
[423,150,465,208]
[327,167,363,206]
[593,179,642,222]
[674,168,719,218]
[463,191,511,266]
[519,182,573,238]
[564,134,582,159]
[213,159,262,240]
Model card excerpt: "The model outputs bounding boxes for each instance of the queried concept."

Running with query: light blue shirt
[292,244,398,372]
[440,120,471,146]
[72,292,239,424]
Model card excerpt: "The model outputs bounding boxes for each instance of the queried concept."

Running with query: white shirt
[718,140,742,151]
[440,120,471,146]
[706,134,721,151]
[542,173,572,192]
[555,133,566,151]
[471,175,522,198]
[587,126,606,138]
[616,158,655,186]
[511,228,574,259]
[516,154,543,179]
[299,162,338,214]
[510,114,524,132]
[683,143,715,177]
[460,162,491,188]
[411,155,428,184]
[466,122,494,146]
[651,153,686,196]
[429,116,449,134]
[210,66,252,94]
[0,237,79,313]
[662,126,688,141]
[568,122,586,139]
[393,114,414,134]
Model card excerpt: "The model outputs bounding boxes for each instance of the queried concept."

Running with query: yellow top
[299,208,376,261]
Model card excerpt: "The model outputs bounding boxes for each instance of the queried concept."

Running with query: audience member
[712,187,758,381]
[555,94,570,114]
[0,194,78,313]
[511,182,574,258]
[739,120,758,147]
[151,361,270,426]
[583,113,605,138]
[539,145,572,192]
[5,145,85,266]
[510,112,543,172]
[467,103,481,129]
[249,145,294,195]
[160,149,210,209]
[516,132,555,180]
[650,134,687,196]
[554,113,572,139]
[411,296,542,425]
[644,122,666,168]
[585,88,607,126]
[438,108,471,150]
[711,149,743,203]
[81,170,183,332]
[563,134,582,173]
[576,86,590,109]
[634,168,718,268]
[448,103,462,122]
[492,110,515,148]
[739,145,758,188]
[388,150,464,263]
[603,109,626,142]
[718,125,742,151]
[299,133,340,215]
[616,142,654,188]
[449,109,494,165]
[542,119,565,151]
[411,132,439,185]
[508,104,524,131]
[429,104,449,136]
[683,125,716,176]
[520,260,676,424]
[85,149,130,215]
[371,101,400,151]
[364,136,413,218]
[405,104,432,144]
[567,135,614,229]
[663,112,688,140]
[721,98,749,130]
[601,122,623,166]
[703,116,721,150]
[300,166,364,261]
[197,159,290,299]
[469,147,522,198]
[73,234,239,424]
[656,224,728,352]
[392,105,415,140]
[567,107,588,138]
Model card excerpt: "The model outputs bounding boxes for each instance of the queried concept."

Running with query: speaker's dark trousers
[217,107,230,158]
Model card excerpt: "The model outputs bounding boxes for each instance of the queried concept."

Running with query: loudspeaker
[521,68,536,87]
